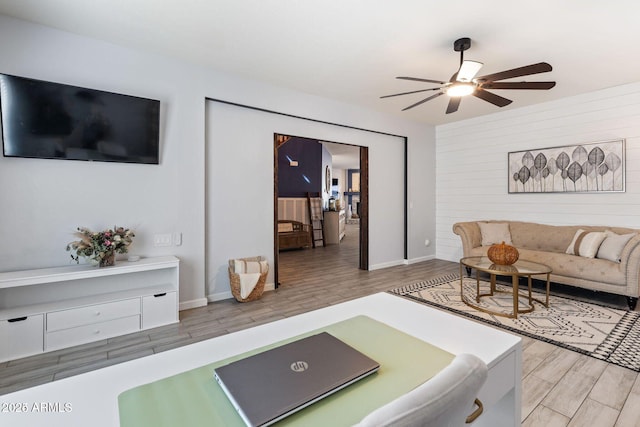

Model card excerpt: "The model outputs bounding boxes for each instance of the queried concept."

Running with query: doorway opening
[273,134,369,288]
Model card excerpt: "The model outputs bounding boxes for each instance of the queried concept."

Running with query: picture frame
[508,139,625,194]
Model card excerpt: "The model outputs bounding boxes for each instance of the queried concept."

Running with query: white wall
[0,15,206,308]
[206,101,408,300]
[0,14,437,307]
[436,83,640,262]
[333,168,347,201]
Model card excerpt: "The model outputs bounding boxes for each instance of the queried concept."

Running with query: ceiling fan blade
[380,87,441,99]
[473,88,513,107]
[456,60,483,82]
[481,81,556,90]
[397,76,447,85]
[402,92,444,111]
[475,62,552,82]
[445,97,461,114]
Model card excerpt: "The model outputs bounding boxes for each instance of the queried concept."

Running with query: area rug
[389,273,640,372]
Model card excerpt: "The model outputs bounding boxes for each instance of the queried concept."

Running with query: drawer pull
[154,293,167,298]
[8,316,28,323]
[94,330,101,334]
[95,311,101,316]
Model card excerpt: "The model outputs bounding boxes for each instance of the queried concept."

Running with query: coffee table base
[459,263,550,319]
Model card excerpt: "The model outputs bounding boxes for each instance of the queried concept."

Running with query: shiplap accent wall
[436,82,640,262]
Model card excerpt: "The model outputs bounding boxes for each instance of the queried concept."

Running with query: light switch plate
[153,233,172,247]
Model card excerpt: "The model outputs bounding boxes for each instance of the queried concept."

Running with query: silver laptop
[213,332,380,427]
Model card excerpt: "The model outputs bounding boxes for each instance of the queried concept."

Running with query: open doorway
[273,134,368,288]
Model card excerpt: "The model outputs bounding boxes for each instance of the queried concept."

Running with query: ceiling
[322,142,360,170]
[1,1,639,125]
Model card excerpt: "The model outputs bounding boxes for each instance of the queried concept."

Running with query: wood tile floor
[2,224,639,426]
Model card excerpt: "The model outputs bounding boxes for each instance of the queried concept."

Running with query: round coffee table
[459,256,552,319]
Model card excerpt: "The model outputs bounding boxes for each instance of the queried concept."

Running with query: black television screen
[0,74,160,164]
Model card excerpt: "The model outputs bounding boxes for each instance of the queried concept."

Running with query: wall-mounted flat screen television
[0,74,160,164]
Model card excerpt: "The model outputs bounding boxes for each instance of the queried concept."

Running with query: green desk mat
[118,315,454,427]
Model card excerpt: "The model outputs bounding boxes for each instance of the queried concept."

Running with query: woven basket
[228,256,268,302]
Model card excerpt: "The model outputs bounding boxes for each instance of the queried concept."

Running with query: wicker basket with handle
[228,256,268,302]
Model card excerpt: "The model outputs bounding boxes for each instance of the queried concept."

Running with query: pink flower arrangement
[66,226,135,264]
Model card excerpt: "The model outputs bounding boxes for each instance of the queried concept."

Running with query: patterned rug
[389,274,640,372]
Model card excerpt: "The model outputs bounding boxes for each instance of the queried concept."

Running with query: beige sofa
[453,221,640,309]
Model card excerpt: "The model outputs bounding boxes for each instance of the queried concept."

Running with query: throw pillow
[565,229,607,258]
[597,231,636,262]
[478,222,512,246]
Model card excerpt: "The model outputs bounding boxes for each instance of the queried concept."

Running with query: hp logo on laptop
[290,361,309,372]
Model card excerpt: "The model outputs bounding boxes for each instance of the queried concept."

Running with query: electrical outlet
[153,233,172,247]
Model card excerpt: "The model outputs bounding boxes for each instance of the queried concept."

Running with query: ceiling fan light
[457,60,483,82]
[446,83,475,97]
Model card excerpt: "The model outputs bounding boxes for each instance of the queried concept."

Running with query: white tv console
[0,256,179,362]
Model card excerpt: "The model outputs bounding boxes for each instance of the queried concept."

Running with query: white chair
[354,353,488,427]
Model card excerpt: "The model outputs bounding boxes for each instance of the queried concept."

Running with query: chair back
[354,353,488,427]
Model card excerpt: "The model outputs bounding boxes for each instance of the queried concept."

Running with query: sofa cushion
[566,229,607,258]
[518,248,626,286]
[597,231,636,263]
[478,222,512,246]
[509,222,577,253]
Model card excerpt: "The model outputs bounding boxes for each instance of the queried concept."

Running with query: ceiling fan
[381,37,556,114]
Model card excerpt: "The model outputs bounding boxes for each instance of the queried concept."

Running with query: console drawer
[47,298,140,332]
[0,314,44,362]
[142,291,177,329]
[45,315,140,351]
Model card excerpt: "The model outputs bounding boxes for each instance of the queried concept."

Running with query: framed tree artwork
[508,139,625,194]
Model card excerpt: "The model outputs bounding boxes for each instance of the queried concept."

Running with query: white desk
[0,293,521,427]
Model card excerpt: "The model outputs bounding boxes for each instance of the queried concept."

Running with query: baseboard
[368,259,406,271]
[406,255,436,265]
[368,256,435,271]
[207,282,276,302]
[178,298,208,311]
